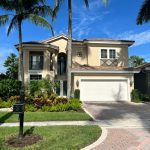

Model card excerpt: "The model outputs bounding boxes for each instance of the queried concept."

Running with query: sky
[0,0,150,73]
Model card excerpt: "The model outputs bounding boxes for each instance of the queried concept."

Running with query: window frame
[100,49,116,59]
[29,51,44,70]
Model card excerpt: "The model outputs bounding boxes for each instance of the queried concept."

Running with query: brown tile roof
[72,64,137,71]
[135,62,150,69]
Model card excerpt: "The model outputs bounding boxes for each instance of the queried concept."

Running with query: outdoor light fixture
[76,80,79,87]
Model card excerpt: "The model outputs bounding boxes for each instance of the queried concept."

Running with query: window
[57,53,67,75]
[101,49,116,59]
[30,74,42,80]
[109,49,116,59]
[29,52,43,70]
[101,49,107,59]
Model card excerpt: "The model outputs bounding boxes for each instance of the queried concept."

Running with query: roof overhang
[83,40,135,46]
[71,70,140,74]
[15,43,59,53]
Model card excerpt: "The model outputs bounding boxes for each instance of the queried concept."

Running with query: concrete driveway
[83,102,150,128]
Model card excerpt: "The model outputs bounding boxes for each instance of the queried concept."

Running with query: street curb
[81,126,107,150]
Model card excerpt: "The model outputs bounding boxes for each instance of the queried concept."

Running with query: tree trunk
[18,19,25,139]
[67,0,72,98]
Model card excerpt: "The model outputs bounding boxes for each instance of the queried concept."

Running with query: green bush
[0,100,14,108]
[25,104,37,112]
[29,79,60,97]
[41,105,51,111]
[141,94,150,102]
[0,79,21,100]
[74,89,80,99]
[131,89,142,103]
[69,99,81,111]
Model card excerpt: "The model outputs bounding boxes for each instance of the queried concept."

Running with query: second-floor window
[29,52,43,70]
[101,49,116,59]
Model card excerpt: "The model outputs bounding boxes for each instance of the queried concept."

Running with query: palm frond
[53,0,64,19]
[30,5,53,17]
[137,0,150,25]
[29,14,54,35]
[84,0,89,8]
[0,15,9,26]
[7,16,18,36]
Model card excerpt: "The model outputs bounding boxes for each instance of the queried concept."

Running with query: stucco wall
[23,48,54,83]
[87,44,128,67]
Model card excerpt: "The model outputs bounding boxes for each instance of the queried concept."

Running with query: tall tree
[137,0,150,24]
[0,0,53,139]
[129,55,145,67]
[4,53,18,79]
[54,0,108,98]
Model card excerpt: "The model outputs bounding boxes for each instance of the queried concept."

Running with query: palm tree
[137,0,150,24]
[0,0,53,139]
[129,55,145,67]
[54,0,108,98]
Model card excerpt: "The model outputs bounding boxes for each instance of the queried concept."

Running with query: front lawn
[0,111,92,123]
[0,126,101,150]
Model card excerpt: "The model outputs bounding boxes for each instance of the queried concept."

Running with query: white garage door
[80,79,129,102]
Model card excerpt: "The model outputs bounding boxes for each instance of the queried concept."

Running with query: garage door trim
[80,78,130,102]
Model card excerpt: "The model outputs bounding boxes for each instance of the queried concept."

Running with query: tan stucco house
[15,34,139,102]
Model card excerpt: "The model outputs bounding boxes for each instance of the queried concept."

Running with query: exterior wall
[48,38,68,53]
[87,44,128,67]
[72,73,134,99]
[72,45,87,66]
[48,39,129,67]
[23,48,54,83]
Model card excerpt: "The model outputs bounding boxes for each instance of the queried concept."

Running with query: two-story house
[15,34,139,102]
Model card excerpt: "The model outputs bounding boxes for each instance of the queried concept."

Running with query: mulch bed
[5,134,43,148]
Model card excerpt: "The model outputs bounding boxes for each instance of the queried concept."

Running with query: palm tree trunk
[67,0,72,98]
[18,19,24,139]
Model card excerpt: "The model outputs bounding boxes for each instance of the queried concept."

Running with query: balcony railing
[100,59,118,66]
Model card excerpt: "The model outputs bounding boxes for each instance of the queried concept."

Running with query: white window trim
[100,49,116,59]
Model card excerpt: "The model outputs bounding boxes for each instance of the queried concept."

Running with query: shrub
[29,79,60,97]
[141,94,150,102]
[131,89,142,103]
[41,105,51,112]
[54,97,68,105]
[33,97,46,108]
[74,89,80,99]
[9,96,20,102]
[0,100,14,108]
[69,99,81,111]
[25,104,37,112]
[49,93,58,101]
[0,79,21,100]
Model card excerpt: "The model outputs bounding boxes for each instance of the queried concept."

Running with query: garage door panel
[80,79,128,101]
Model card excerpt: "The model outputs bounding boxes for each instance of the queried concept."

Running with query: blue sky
[0,0,150,73]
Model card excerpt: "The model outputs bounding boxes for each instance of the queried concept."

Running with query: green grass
[0,111,92,123]
[0,126,101,150]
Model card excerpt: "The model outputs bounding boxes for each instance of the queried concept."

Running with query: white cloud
[104,29,150,47]
[72,0,110,39]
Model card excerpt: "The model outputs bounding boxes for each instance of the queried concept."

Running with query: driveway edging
[81,126,107,150]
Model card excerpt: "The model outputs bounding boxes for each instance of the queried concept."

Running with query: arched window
[57,53,67,75]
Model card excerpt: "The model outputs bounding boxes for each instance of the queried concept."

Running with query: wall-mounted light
[130,79,133,87]
[76,80,79,88]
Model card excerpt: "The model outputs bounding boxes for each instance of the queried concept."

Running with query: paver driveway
[83,102,150,128]
[83,102,150,150]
